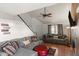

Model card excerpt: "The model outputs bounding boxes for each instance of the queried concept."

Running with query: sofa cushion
[17,40,26,48]
[17,37,32,48]
[26,41,41,50]
[13,48,37,56]
[0,51,8,56]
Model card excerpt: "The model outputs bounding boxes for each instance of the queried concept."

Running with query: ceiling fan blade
[39,7,52,18]
[47,15,52,17]
[38,14,45,18]
[48,13,52,15]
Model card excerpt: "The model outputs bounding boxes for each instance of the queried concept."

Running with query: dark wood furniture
[48,48,56,56]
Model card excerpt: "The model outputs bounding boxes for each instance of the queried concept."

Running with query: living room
[0,3,79,56]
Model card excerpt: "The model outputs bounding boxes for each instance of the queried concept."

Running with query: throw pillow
[22,40,30,46]
[31,36,37,42]
[2,45,16,56]
[10,41,19,49]
[0,41,12,51]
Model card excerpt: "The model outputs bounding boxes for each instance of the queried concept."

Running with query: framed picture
[1,23,10,34]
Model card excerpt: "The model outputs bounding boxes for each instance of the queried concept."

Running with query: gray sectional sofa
[0,37,42,56]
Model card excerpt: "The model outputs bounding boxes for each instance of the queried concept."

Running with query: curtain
[48,25,51,34]
[58,24,63,35]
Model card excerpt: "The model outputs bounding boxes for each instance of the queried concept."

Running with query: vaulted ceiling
[27,3,71,25]
[0,3,55,15]
[0,3,79,26]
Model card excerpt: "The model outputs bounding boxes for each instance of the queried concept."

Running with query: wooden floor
[41,43,75,56]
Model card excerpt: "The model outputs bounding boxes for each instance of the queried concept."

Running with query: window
[51,25,58,34]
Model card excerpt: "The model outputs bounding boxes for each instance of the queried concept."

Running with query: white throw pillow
[22,40,30,46]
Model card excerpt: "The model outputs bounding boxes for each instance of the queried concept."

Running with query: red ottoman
[34,45,48,56]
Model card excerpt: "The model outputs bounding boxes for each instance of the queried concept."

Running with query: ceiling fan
[40,7,52,18]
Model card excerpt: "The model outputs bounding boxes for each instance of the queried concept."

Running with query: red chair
[34,45,48,56]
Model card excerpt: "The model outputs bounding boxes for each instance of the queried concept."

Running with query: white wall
[20,13,48,39]
[0,11,34,42]
[42,24,48,35]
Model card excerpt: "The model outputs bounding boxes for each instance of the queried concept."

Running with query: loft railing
[17,15,35,34]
